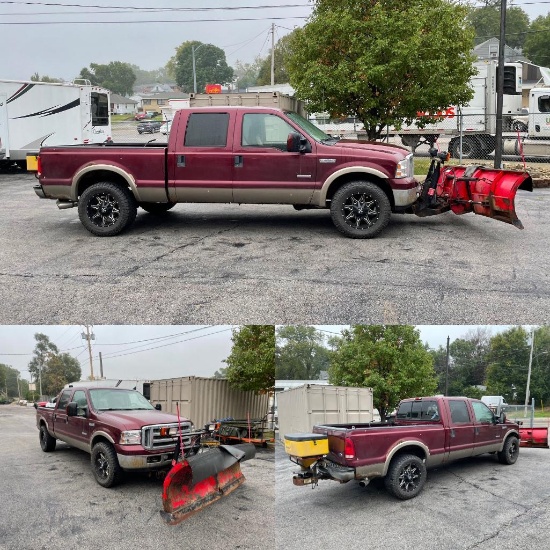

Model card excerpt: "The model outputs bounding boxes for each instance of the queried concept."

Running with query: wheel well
[76,170,132,199]
[390,445,427,464]
[91,434,114,449]
[325,174,395,209]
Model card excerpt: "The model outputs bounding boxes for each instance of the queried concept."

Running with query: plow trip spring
[160,443,256,525]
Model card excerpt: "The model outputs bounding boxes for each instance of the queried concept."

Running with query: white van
[481,395,508,413]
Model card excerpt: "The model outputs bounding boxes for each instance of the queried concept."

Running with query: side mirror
[67,402,78,417]
[155,403,162,411]
[287,132,311,154]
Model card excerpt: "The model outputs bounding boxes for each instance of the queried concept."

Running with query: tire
[449,136,478,159]
[330,181,391,239]
[139,202,176,215]
[91,442,122,488]
[512,121,527,133]
[384,454,427,500]
[78,182,137,236]
[497,436,520,465]
[39,425,56,452]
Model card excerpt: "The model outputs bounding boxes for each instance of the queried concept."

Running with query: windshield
[285,111,332,142]
[89,389,154,411]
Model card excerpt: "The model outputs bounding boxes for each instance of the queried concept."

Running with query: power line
[0,16,309,24]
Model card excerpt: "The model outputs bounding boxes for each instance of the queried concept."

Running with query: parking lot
[0,405,274,550]
[275,441,550,550]
[1,171,550,324]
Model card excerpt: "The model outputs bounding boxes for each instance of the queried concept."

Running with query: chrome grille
[141,421,192,450]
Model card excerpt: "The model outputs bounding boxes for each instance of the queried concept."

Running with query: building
[109,93,138,115]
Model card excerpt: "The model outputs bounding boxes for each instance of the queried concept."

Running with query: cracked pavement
[2,172,550,324]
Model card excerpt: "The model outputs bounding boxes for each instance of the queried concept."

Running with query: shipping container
[277,384,374,439]
[149,377,269,429]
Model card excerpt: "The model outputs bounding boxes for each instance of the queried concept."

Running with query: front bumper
[117,451,174,470]
[391,177,420,207]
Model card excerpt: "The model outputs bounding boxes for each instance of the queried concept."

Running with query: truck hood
[332,139,409,158]
[98,409,186,430]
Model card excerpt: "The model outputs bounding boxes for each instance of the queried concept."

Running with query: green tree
[275,326,330,379]
[233,57,263,90]
[329,325,437,420]
[285,0,476,139]
[427,344,448,395]
[523,14,550,67]
[129,64,173,86]
[167,41,233,93]
[257,31,298,85]
[0,364,23,399]
[223,325,275,393]
[466,4,530,50]
[79,61,136,95]
[213,366,229,379]
[30,72,63,83]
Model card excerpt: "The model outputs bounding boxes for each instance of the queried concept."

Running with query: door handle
[177,155,185,167]
[234,155,243,168]
[450,429,455,438]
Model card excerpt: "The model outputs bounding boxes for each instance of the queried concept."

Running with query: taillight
[37,155,42,176]
[344,437,355,459]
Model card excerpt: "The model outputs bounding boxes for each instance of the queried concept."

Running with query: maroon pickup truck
[36,385,198,487]
[33,106,420,238]
[284,396,520,500]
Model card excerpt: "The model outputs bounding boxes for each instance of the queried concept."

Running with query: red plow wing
[439,165,533,228]
[519,427,549,449]
[160,444,256,525]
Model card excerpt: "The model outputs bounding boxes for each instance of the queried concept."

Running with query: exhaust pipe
[56,199,76,210]
[359,479,370,487]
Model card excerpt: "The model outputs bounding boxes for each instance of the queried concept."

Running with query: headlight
[395,154,413,178]
[120,430,142,445]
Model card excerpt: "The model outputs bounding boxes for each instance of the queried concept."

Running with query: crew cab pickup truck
[284,396,520,500]
[36,385,198,487]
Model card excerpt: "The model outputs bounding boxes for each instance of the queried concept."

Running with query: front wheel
[78,182,137,236]
[497,436,519,465]
[39,425,56,452]
[91,442,122,487]
[139,202,176,215]
[330,181,391,238]
[384,454,427,500]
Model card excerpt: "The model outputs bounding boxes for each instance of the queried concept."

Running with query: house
[133,91,189,113]
[109,93,138,115]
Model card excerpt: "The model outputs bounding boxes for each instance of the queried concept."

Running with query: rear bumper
[33,184,46,199]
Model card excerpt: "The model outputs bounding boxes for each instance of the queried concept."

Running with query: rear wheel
[449,136,478,159]
[140,202,176,215]
[384,454,427,500]
[497,436,519,465]
[78,182,137,236]
[330,181,391,239]
[91,442,122,487]
[39,425,56,452]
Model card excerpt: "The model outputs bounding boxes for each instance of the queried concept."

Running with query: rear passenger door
[52,389,72,439]
[172,111,236,202]
[445,399,475,461]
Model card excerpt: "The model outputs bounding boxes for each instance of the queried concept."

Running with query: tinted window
[538,96,550,113]
[91,92,109,126]
[472,401,495,423]
[449,400,471,423]
[56,390,72,411]
[396,400,439,421]
[185,113,229,147]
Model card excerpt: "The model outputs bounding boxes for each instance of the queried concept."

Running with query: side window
[420,400,440,421]
[184,113,229,147]
[472,401,495,423]
[538,96,550,113]
[396,401,412,419]
[73,390,88,416]
[449,400,471,423]
[56,390,72,411]
[242,113,296,150]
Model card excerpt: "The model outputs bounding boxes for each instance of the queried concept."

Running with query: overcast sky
[0,324,532,383]
[0,1,547,82]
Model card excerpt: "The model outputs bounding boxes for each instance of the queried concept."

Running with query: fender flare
[499,429,521,451]
[316,166,389,205]
[90,430,116,451]
[71,164,139,202]
[383,440,430,476]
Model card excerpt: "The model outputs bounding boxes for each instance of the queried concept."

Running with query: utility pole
[82,325,95,380]
[445,336,450,396]
[494,0,507,168]
[525,328,534,415]
[270,22,275,86]
[99,352,104,379]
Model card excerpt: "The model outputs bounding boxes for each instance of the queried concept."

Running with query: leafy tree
[129,64,173,86]
[233,57,263,91]
[30,73,63,83]
[0,364,23,399]
[213,366,229,379]
[223,325,275,393]
[275,326,330,379]
[27,333,81,397]
[257,31,298,86]
[79,62,136,95]
[466,4,529,50]
[285,0,476,139]
[329,325,437,420]
[523,14,550,67]
[427,344,448,395]
[167,41,233,93]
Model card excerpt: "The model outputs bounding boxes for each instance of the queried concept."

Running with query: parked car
[137,120,162,134]
[511,108,529,132]
[160,120,172,135]
[134,112,147,120]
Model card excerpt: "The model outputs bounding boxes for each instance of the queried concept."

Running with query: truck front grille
[142,422,192,450]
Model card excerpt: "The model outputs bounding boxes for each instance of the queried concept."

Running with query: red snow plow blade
[160,443,256,525]
[439,165,533,228]
[519,427,549,449]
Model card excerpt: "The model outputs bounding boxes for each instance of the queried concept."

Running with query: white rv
[0,79,111,169]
